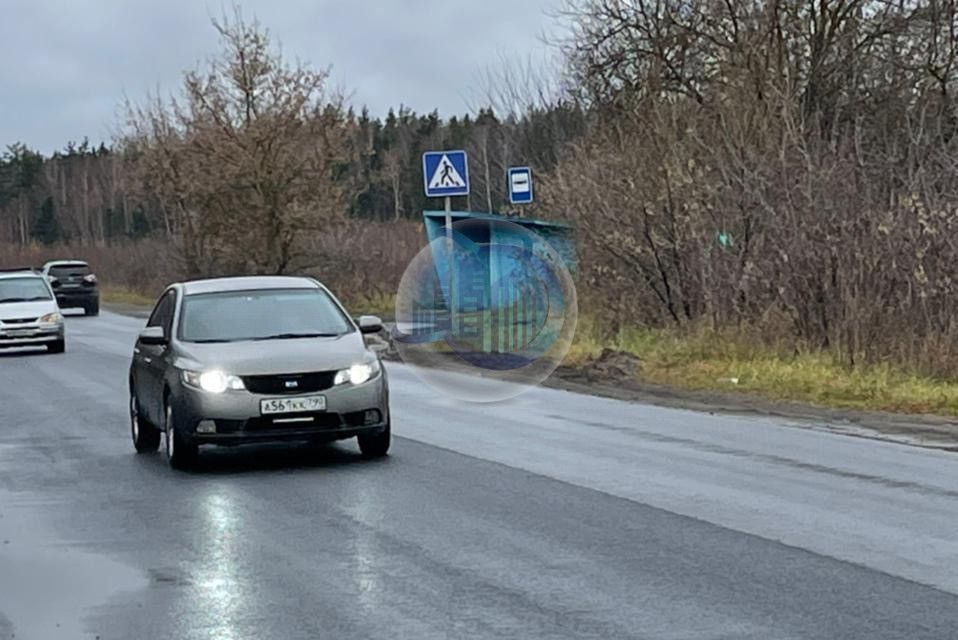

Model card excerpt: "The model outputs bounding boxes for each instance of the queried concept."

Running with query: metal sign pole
[445,196,457,337]
[423,151,469,341]
[445,196,452,232]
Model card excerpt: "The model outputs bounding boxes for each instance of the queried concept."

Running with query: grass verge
[567,322,958,416]
[347,292,396,319]
[100,286,157,307]
[95,282,958,417]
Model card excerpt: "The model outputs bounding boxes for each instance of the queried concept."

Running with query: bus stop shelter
[403,211,577,360]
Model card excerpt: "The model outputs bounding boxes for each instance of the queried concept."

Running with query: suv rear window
[49,264,91,278]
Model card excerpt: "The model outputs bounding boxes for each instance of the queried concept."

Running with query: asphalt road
[1,311,958,639]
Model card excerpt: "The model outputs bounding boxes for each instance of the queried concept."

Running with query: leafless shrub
[545,0,958,376]
[118,9,349,277]
[0,220,422,311]
[0,240,177,295]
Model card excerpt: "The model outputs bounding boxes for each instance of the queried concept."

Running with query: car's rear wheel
[357,421,391,458]
[131,390,161,453]
[165,401,198,470]
[47,339,65,354]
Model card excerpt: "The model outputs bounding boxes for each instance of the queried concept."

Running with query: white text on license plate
[260,395,326,415]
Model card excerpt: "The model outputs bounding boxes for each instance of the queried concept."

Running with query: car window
[178,288,353,343]
[147,290,176,334]
[0,277,53,303]
[48,263,91,279]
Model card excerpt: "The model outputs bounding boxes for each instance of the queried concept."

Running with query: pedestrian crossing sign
[423,150,470,198]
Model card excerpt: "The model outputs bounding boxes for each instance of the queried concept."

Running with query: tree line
[7,1,958,376]
[0,80,584,256]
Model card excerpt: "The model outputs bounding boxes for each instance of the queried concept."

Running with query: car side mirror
[138,326,167,346]
[358,315,383,334]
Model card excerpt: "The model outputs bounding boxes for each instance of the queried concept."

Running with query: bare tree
[120,9,348,276]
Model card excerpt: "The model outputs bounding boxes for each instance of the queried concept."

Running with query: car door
[133,289,176,425]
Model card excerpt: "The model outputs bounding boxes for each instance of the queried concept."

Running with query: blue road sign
[424,150,470,198]
[508,167,534,205]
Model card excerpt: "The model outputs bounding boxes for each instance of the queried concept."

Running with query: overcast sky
[0,0,561,154]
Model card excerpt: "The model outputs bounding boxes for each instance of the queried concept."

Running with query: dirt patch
[556,348,642,383]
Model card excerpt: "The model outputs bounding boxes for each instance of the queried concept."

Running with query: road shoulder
[546,371,958,451]
[105,302,958,451]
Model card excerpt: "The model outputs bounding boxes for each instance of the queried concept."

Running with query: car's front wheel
[165,400,198,470]
[130,390,161,453]
[47,339,65,354]
[86,301,99,316]
[357,421,391,458]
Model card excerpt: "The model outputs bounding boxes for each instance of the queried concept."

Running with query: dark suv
[42,261,99,315]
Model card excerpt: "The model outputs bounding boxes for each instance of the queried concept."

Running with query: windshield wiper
[189,338,235,344]
[0,296,50,303]
[252,332,341,341]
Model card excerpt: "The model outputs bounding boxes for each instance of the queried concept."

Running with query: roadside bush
[0,219,423,313]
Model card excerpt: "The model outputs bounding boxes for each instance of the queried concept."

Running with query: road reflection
[350,486,384,611]
[190,490,245,640]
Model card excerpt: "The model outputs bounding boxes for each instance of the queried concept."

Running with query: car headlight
[39,312,63,325]
[181,369,245,393]
[334,358,381,386]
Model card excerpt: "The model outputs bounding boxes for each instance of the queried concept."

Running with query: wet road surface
[1,312,958,639]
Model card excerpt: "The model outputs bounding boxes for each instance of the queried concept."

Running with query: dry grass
[568,322,958,415]
[346,292,396,318]
[100,287,157,307]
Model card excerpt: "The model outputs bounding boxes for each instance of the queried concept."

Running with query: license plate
[7,330,34,338]
[260,395,326,415]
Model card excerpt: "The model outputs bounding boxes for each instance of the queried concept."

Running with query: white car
[0,268,66,353]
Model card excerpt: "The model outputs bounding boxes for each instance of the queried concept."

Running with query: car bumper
[171,372,389,446]
[54,289,98,305]
[188,425,386,446]
[0,326,64,348]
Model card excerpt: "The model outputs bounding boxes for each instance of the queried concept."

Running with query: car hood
[173,332,370,375]
[0,300,58,321]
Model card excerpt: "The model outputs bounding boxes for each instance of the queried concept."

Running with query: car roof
[179,276,320,296]
[0,269,43,280]
[0,267,43,276]
[44,260,89,268]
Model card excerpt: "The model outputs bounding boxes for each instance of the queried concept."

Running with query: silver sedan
[129,276,390,469]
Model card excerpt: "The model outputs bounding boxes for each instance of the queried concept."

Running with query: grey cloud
[0,0,559,153]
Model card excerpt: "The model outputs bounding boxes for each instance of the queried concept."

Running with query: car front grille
[1,318,37,325]
[241,371,339,395]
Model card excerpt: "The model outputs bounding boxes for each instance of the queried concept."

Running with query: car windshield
[0,277,52,303]
[178,288,353,343]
